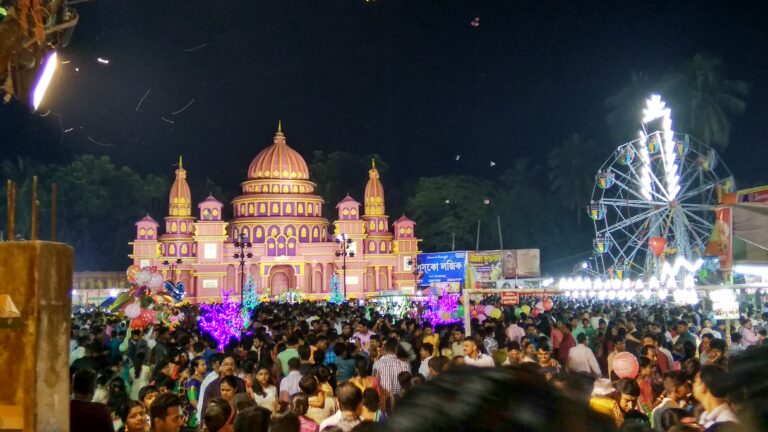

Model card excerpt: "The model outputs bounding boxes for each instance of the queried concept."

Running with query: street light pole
[335,234,355,300]
[233,233,253,303]
[163,258,183,284]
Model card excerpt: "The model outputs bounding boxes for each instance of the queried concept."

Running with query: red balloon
[130,317,146,329]
[613,352,639,379]
[649,237,667,257]
[543,298,554,311]
[140,309,156,325]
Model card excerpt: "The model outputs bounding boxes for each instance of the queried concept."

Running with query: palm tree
[548,133,600,225]
[605,71,657,143]
[662,53,749,150]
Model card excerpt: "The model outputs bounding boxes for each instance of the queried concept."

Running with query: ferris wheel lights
[657,289,669,299]
[622,278,632,290]
[634,280,645,290]
[641,289,652,300]
[607,290,616,300]
[611,278,622,290]
[649,277,660,289]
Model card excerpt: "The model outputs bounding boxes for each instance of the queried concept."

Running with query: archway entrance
[269,265,294,296]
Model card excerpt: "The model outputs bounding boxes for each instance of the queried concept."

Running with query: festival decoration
[149,273,164,290]
[371,296,409,318]
[328,274,344,304]
[163,280,186,302]
[490,308,502,319]
[241,272,260,324]
[125,302,141,319]
[613,352,639,379]
[198,290,247,348]
[126,264,140,283]
[278,289,304,304]
[648,237,667,257]
[589,94,731,286]
[135,270,151,286]
[422,290,460,326]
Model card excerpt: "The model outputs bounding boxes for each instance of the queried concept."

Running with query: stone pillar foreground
[0,241,74,431]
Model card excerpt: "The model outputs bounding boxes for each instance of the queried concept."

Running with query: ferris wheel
[589,95,734,283]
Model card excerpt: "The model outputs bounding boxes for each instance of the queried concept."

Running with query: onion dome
[247,121,310,180]
[135,214,159,226]
[169,156,192,217]
[364,159,385,216]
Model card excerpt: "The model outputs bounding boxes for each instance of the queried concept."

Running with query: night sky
[3,0,768,198]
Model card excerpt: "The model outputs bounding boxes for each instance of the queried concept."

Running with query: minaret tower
[362,160,392,255]
[159,156,196,261]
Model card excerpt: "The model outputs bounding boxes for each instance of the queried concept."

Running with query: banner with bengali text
[416,252,467,285]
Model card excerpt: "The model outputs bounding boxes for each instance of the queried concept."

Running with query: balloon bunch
[164,280,186,303]
[110,264,178,330]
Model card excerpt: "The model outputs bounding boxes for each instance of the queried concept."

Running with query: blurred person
[203,398,235,432]
[692,365,738,429]
[462,337,495,368]
[233,406,271,432]
[568,332,601,378]
[319,383,363,431]
[149,393,185,432]
[290,392,319,432]
[70,369,114,432]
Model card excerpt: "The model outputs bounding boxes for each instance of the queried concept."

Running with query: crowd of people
[68,297,768,432]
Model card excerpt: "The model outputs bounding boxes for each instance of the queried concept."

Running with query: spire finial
[277,120,282,133]
[371,158,376,169]
[178,155,183,169]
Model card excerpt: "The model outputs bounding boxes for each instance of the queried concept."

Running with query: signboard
[502,249,541,278]
[467,249,541,288]
[501,292,520,305]
[710,289,740,320]
[416,252,466,285]
[467,250,504,288]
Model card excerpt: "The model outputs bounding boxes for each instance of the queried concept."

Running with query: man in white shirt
[567,333,601,378]
[693,365,739,429]
[505,316,526,345]
[451,329,465,358]
[196,353,221,424]
[418,343,433,379]
[352,322,376,353]
[319,383,362,431]
[462,337,495,368]
[279,357,304,403]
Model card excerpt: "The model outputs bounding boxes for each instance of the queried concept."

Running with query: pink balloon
[535,301,544,311]
[149,273,164,290]
[477,314,487,322]
[140,309,157,325]
[125,302,141,319]
[543,298,553,311]
[483,305,494,315]
[613,352,639,379]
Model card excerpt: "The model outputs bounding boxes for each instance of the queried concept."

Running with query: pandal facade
[130,125,420,301]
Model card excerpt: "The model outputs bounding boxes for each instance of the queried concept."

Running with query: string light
[199,290,246,349]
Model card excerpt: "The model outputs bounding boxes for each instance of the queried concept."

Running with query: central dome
[248,124,310,180]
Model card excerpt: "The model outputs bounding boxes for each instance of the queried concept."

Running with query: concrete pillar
[0,241,74,431]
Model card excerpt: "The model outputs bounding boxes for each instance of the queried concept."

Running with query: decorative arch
[226,265,236,291]
[269,265,294,295]
[378,272,388,291]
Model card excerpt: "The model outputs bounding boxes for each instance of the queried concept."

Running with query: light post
[407,257,421,291]
[233,233,253,303]
[163,258,183,283]
[335,234,355,300]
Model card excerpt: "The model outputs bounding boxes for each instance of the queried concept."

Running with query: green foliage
[547,133,602,225]
[662,53,749,150]
[606,53,749,151]
[1,155,167,270]
[406,175,494,251]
